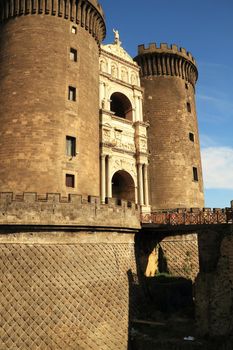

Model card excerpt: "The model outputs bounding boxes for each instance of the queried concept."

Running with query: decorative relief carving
[140,139,148,152]
[112,158,137,179]
[102,126,136,153]
[100,59,107,73]
[103,128,111,141]
[115,129,122,141]
[111,64,118,78]
[131,74,137,85]
[121,68,128,83]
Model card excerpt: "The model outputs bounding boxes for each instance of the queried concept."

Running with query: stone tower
[0,0,105,196]
[135,43,204,209]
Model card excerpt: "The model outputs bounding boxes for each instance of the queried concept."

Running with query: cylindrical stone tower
[135,43,204,209]
[0,0,105,196]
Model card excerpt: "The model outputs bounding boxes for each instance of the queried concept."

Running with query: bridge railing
[141,208,233,226]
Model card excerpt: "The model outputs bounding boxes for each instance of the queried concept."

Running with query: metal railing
[141,208,233,226]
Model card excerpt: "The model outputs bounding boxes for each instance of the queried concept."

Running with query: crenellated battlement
[135,42,198,86]
[0,0,106,44]
[0,192,140,229]
[137,43,196,64]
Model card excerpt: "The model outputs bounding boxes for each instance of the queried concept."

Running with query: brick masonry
[135,44,204,210]
[0,1,105,197]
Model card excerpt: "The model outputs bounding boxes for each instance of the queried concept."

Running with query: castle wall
[0,193,141,349]
[135,44,204,210]
[0,2,105,196]
[0,192,140,229]
[137,231,199,281]
[196,224,233,337]
[0,230,137,350]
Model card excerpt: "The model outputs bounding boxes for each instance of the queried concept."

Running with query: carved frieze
[112,158,137,178]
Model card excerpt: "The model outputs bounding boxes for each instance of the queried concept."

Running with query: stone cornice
[101,47,139,69]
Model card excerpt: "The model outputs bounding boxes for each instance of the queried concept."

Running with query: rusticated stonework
[0,232,137,350]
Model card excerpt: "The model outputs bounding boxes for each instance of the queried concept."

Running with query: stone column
[135,186,138,204]
[134,96,139,122]
[100,82,105,108]
[143,164,149,206]
[138,163,144,205]
[106,156,112,198]
[101,155,106,204]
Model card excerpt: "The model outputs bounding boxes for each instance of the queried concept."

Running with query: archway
[112,170,135,202]
[110,92,132,120]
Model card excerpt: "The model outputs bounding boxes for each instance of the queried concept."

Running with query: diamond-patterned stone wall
[160,233,199,281]
[0,232,136,350]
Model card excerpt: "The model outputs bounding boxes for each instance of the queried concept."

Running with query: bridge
[141,205,233,228]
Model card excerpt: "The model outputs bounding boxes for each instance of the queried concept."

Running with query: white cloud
[197,94,220,102]
[201,147,233,189]
[200,134,217,148]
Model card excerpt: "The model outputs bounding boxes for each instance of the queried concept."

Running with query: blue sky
[100,0,233,208]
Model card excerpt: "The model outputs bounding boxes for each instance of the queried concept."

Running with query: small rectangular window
[71,26,77,34]
[185,83,189,90]
[66,136,76,157]
[193,167,198,181]
[70,48,77,62]
[189,133,194,142]
[66,174,75,188]
[68,86,76,101]
[187,102,191,113]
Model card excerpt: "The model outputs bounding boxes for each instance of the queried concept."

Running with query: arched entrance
[110,92,132,120]
[112,170,135,202]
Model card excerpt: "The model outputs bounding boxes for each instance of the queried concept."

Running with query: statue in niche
[121,69,128,82]
[131,74,137,85]
[100,59,106,72]
[111,65,117,78]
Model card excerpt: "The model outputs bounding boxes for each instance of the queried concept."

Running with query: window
[71,26,77,34]
[193,167,198,181]
[70,48,77,62]
[187,102,191,113]
[66,136,76,157]
[66,174,75,188]
[185,83,188,90]
[189,133,194,142]
[68,86,76,101]
[110,92,132,120]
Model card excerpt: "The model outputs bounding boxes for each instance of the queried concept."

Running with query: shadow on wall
[133,234,194,318]
[127,233,195,349]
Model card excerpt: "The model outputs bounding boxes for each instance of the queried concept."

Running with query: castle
[2,1,228,349]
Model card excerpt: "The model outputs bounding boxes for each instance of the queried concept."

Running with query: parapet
[137,43,196,65]
[0,192,140,230]
[141,206,233,226]
[88,0,105,17]
[0,0,106,44]
[135,43,198,86]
